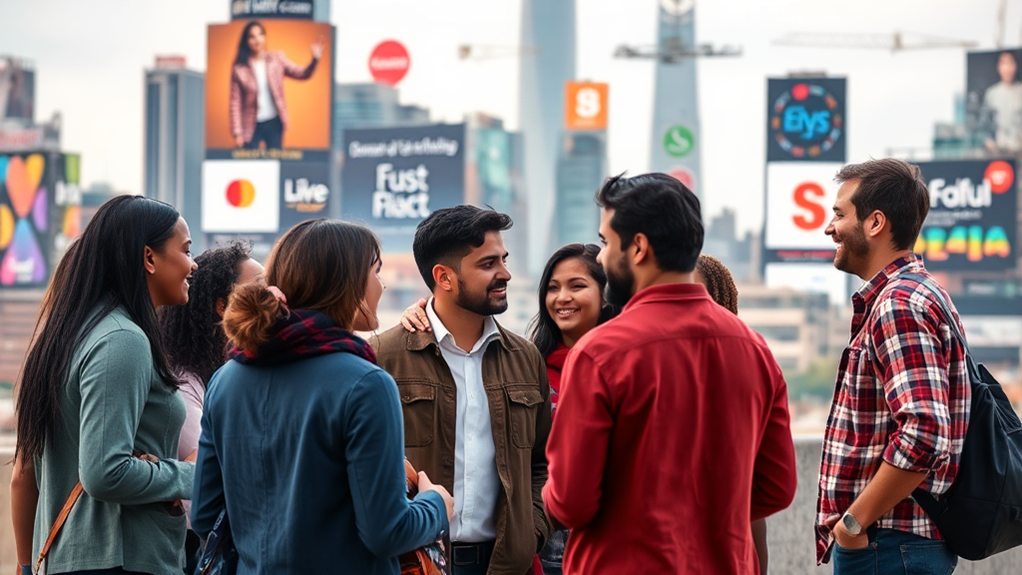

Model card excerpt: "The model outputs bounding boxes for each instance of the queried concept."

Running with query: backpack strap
[902,273,982,383]
[34,481,84,574]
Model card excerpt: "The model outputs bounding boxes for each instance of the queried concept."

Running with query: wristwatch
[841,511,863,536]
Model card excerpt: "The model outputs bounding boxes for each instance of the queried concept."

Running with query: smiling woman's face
[545,257,603,347]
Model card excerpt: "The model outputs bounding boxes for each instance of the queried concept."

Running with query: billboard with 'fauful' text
[915,159,1017,272]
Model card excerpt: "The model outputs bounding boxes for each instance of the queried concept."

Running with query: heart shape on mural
[6,154,46,218]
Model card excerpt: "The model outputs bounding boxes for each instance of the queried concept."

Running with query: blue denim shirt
[192,352,447,574]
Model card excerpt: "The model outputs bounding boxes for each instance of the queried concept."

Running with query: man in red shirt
[542,173,798,574]
[816,159,969,574]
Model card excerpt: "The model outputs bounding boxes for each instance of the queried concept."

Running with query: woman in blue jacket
[191,219,452,574]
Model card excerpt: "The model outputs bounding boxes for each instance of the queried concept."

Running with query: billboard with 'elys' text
[767,77,846,163]
[915,159,1017,272]
[341,124,466,253]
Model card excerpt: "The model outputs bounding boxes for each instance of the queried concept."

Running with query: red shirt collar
[622,282,711,312]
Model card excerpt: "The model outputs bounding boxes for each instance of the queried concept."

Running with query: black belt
[451,540,495,566]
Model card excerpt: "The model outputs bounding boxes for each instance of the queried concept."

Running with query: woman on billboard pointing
[230,20,322,150]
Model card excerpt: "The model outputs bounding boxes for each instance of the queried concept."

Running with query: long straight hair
[234,21,265,66]
[16,195,182,462]
[528,243,616,357]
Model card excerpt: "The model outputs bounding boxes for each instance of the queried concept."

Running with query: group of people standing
[10,158,971,575]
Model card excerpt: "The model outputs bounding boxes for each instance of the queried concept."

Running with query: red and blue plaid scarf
[228,308,377,366]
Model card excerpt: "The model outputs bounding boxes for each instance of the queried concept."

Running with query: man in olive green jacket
[373,206,551,575]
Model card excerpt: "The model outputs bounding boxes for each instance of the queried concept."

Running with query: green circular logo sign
[663,125,695,158]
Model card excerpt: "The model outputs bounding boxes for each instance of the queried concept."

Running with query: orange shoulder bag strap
[34,481,85,574]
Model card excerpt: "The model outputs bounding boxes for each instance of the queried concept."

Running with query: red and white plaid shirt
[815,256,970,564]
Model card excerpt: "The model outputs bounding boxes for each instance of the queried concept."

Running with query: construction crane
[614,0,741,62]
[773,31,977,53]
[613,42,741,63]
[456,44,535,61]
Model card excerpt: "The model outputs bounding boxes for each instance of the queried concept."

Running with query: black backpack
[909,280,1022,560]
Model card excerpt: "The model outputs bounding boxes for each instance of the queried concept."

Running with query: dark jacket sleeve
[191,374,226,537]
[345,369,448,557]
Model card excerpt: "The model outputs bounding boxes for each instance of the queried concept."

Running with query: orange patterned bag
[400,459,451,575]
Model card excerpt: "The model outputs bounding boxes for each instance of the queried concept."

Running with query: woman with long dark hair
[157,241,263,571]
[230,20,322,149]
[12,195,197,575]
[191,219,453,574]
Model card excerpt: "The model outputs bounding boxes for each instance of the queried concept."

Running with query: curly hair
[695,254,739,315]
[159,241,253,384]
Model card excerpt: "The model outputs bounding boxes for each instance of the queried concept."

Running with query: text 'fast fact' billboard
[342,124,466,253]
[915,159,1017,272]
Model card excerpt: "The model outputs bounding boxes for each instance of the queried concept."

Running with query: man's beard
[604,253,635,308]
[833,225,870,276]
[457,278,509,316]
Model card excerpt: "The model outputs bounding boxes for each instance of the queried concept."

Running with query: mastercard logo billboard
[202,160,280,233]
[225,179,256,208]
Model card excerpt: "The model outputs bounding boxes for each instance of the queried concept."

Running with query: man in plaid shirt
[816,159,970,574]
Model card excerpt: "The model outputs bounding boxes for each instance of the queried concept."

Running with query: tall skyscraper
[144,56,204,249]
[466,113,528,276]
[649,0,702,200]
[554,132,605,249]
[333,83,431,151]
[518,0,576,274]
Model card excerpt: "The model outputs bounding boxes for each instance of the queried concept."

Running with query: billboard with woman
[206,20,334,158]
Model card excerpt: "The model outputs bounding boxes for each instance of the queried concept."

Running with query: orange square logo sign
[565,82,608,131]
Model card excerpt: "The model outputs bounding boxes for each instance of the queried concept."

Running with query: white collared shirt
[425,298,501,542]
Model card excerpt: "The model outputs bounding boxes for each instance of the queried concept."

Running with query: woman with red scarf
[191,219,454,574]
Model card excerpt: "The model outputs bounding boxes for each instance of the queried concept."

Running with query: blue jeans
[833,528,957,575]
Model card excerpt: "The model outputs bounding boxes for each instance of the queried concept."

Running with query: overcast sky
[2,0,1018,233]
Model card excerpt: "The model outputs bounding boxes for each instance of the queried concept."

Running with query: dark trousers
[833,528,957,575]
[184,529,202,574]
[244,116,283,150]
[58,570,151,575]
[451,540,494,575]
[539,528,567,574]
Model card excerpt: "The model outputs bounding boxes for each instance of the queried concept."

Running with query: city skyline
[0,0,1017,235]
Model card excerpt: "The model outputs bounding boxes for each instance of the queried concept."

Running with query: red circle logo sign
[985,160,1014,194]
[369,40,410,86]
[668,168,696,192]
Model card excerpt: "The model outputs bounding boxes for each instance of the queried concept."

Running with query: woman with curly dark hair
[157,241,262,569]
